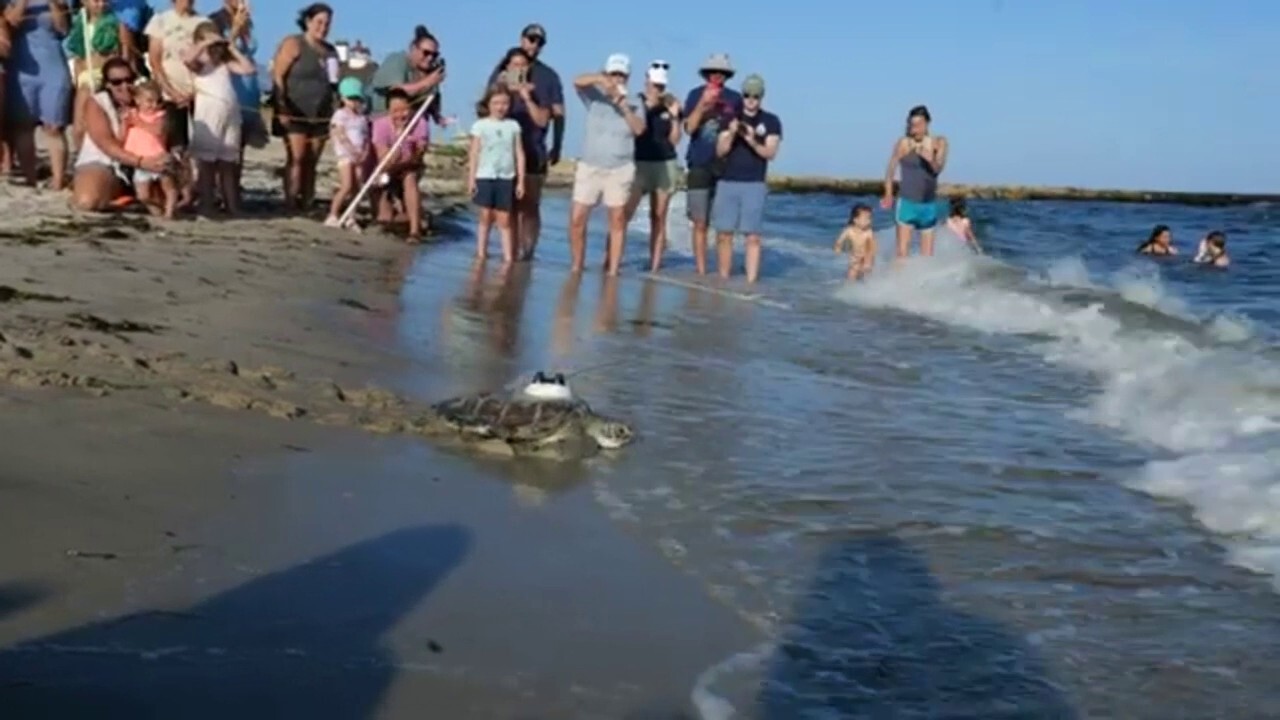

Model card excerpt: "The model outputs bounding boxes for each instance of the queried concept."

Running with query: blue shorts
[711,180,768,235]
[895,198,939,229]
[473,178,515,212]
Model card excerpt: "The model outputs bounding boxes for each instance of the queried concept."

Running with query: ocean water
[390,191,1280,718]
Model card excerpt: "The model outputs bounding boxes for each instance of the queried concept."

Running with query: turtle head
[586,416,634,449]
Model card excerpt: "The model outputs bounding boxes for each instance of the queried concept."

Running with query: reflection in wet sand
[553,272,583,360]
[437,259,537,390]
[594,276,621,334]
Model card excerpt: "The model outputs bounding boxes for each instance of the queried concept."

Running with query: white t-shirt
[144,10,208,98]
[330,107,369,162]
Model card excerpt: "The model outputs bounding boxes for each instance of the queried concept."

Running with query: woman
[369,88,428,240]
[491,47,549,259]
[881,105,948,258]
[623,60,681,272]
[1136,224,1176,255]
[0,19,12,175]
[62,0,122,152]
[144,0,207,207]
[4,0,72,189]
[70,56,170,210]
[270,2,336,212]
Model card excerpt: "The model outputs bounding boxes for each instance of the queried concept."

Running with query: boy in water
[834,203,876,280]
[1194,231,1230,268]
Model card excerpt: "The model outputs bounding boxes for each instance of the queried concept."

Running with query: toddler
[945,198,983,254]
[1194,231,1230,268]
[834,203,877,280]
[325,77,371,228]
[182,22,258,215]
[467,84,525,261]
[122,81,177,218]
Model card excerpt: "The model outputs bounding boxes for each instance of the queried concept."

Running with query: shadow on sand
[0,582,50,624]
[759,535,1077,719]
[0,524,471,719]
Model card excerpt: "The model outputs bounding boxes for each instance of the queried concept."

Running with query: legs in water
[475,206,493,259]
[605,204,627,276]
[568,201,591,272]
[516,176,544,260]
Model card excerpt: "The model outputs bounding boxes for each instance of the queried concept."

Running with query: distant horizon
[245,0,1275,195]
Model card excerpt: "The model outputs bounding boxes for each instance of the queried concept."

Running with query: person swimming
[944,197,982,254]
[1136,224,1176,255]
[833,203,877,280]
[1194,231,1229,268]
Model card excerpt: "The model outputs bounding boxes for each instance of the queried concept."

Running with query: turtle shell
[432,393,590,443]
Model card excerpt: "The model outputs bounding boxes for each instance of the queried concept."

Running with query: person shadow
[0,582,49,624]
[758,535,1077,719]
[0,524,471,720]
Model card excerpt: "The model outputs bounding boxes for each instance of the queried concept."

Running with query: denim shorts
[473,178,514,211]
[711,180,768,235]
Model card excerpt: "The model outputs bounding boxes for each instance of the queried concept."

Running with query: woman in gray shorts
[623,60,681,272]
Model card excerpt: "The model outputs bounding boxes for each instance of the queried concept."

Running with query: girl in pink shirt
[122,81,178,218]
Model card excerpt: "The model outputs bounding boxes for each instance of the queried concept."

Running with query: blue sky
[243,0,1272,193]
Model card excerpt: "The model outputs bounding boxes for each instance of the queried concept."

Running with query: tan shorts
[571,162,635,208]
[634,159,679,194]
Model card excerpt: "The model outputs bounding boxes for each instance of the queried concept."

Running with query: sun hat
[604,53,630,75]
[699,53,734,77]
[338,76,365,99]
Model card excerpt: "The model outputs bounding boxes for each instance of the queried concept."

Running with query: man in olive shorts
[681,53,741,275]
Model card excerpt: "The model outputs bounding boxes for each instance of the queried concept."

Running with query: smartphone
[505,68,526,86]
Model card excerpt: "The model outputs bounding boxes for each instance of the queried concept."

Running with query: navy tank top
[899,146,939,202]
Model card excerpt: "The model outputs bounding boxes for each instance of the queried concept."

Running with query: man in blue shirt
[711,74,781,283]
[682,52,741,275]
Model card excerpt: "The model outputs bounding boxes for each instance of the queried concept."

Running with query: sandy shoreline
[0,143,763,716]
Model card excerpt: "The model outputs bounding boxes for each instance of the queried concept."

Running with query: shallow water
[390,193,1280,718]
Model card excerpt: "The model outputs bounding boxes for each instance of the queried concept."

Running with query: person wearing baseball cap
[486,22,565,260]
[569,53,646,276]
[681,52,743,276]
[622,59,682,272]
[710,73,781,283]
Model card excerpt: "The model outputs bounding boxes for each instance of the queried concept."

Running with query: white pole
[337,91,437,228]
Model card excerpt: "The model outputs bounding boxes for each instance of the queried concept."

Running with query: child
[325,77,370,228]
[121,81,178,218]
[834,203,876,280]
[467,84,525,262]
[1194,231,1230,268]
[945,197,983,254]
[182,22,257,216]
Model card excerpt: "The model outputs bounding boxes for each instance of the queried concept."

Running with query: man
[682,53,741,275]
[711,74,781,283]
[488,23,564,260]
[369,28,446,123]
[624,60,681,272]
[569,54,645,276]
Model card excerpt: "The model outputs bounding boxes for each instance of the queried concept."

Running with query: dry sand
[0,143,763,717]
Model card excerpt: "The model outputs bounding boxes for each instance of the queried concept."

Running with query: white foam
[835,253,1280,589]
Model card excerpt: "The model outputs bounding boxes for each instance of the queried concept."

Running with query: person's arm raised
[225,40,257,75]
[517,84,549,127]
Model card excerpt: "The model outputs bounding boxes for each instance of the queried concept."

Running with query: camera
[427,55,446,73]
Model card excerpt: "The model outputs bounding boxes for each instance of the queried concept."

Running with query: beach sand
[0,143,761,717]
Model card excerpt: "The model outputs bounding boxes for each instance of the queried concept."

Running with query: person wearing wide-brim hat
[680,52,742,276]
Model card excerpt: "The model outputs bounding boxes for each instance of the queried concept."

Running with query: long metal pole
[337,91,437,228]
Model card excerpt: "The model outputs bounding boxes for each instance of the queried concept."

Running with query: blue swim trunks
[895,198,939,229]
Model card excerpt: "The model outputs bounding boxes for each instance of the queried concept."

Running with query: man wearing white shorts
[569,53,645,275]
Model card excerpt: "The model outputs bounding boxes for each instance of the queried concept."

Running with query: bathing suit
[896,140,940,229]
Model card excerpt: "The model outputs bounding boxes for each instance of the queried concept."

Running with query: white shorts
[571,162,635,208]
[190,112,242,163]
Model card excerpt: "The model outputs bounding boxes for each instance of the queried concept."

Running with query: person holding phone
[880,104,949,258]
[682,52,741,275]
[489,45,551,260]
[623,59,682,272]
[711,73,780,284]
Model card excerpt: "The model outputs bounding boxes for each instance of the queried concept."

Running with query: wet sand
[0,145,761,717]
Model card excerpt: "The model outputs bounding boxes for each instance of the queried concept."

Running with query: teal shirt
[471,117,521,180]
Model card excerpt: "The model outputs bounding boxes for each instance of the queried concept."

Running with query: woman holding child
[70,56,172,210]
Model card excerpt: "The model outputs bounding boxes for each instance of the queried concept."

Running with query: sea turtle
[416,374,634,460]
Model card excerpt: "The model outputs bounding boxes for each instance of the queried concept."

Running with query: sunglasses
[523,34,545,46]
[105,76,134,86]
[650,61,669,69]
[743,93,762,99]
